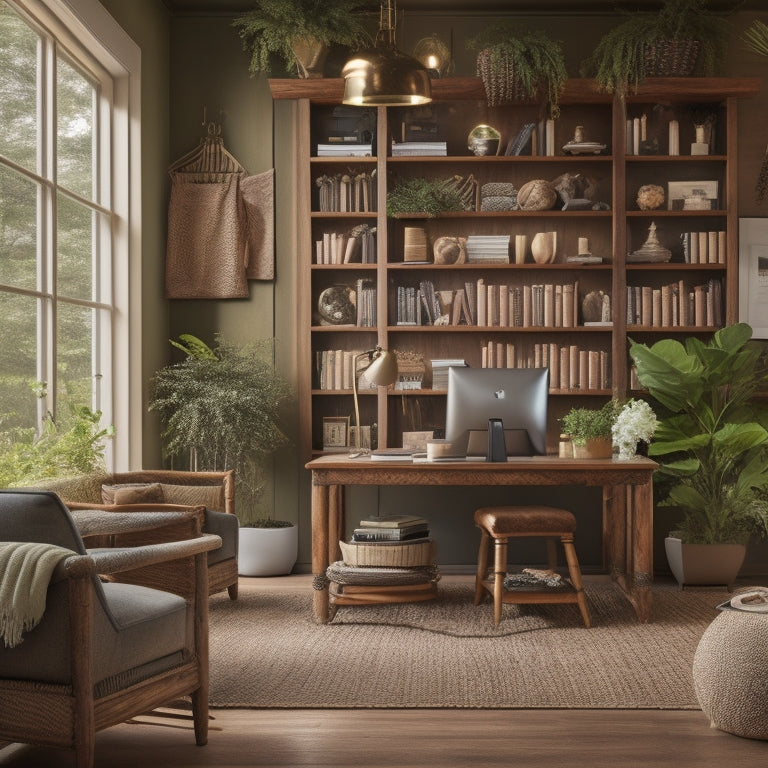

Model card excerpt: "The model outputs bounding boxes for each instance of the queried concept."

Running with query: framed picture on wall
[739,217,768,338]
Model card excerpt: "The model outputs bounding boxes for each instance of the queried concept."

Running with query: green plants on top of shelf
[233,0,375,77]
[386,177,468,217]
[466,24,568,116]
[581,0,728,97]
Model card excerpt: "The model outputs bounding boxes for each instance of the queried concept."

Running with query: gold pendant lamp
[342,0,432,107]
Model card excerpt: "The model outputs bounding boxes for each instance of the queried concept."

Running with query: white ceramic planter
[238,524,298,576]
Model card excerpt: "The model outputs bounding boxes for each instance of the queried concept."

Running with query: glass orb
[412,34,452,78]
[467,124,501,156]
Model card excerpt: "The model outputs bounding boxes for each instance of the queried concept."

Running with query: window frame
[1,0,141,470]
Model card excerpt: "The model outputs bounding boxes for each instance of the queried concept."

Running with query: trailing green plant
[233,0,374,76]
[581,0,728,96]
[561,400,619,446]
[629,323,768,545]
[386,177,466,217]
[0,388,113,487]
[466,25,567,117]
[149,334,292,526]
[743,19,768,58]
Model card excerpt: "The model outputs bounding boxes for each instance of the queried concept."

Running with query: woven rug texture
[208,581,730,709]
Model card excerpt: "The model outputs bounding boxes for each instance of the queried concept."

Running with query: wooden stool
[474,506,591,627]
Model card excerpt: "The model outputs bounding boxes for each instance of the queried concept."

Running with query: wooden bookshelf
[269,77,761,460]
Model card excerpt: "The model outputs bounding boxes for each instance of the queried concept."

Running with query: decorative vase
[291,36,328,79]
[531,231,557,264]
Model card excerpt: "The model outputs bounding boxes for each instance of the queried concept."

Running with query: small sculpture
[517,179,557,211]
[627,221,672,263]
[433,236,467,265]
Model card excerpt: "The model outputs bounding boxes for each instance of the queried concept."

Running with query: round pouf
[693,611,768,739]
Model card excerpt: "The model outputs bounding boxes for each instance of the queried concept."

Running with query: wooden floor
[2,576,766,767]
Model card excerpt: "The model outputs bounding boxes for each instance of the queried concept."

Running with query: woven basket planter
[476,49,537,107]
[642,38,700,77]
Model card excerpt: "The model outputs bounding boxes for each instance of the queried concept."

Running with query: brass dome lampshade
[342,1,432,107]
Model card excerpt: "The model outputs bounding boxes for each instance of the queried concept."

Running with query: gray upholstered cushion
[204,509,238,563]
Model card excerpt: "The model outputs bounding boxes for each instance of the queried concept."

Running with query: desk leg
[311,480,330,624]
[602,486,626,582]
[329,484,343,565]
[630,480,653,623]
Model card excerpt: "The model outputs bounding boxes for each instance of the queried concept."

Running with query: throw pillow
[104,483,166,505]
[160,484,222,511]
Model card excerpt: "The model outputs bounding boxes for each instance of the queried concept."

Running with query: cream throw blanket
[0,542,73,648]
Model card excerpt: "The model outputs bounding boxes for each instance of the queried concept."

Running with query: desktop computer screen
[444,367,549,459]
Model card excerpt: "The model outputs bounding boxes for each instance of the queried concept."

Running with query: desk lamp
[342,1,432,107]
[350,346,397,457]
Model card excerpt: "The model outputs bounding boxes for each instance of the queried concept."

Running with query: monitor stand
[487,418,506,462]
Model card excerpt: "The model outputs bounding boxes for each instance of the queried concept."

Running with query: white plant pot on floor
[238,525,298,576]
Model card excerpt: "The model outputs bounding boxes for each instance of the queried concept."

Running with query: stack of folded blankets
[480,182,518,211]
[326,514,439,606]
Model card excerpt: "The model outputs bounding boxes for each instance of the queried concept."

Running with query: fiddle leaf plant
[629,323,768,544]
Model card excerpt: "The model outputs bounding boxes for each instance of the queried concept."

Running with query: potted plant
[629,323,768,587]
[466,24,568,116]
[149,334,296,576]
[386,177,470,217]
[561,400,618,459]
[581,0,728,96]
[232,0,374,78]
[612,398,659,461]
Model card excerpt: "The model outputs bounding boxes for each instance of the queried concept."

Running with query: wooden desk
[306,454,657,623]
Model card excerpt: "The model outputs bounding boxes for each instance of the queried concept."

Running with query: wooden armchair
[33,469,239,599]
[0,489,221,768]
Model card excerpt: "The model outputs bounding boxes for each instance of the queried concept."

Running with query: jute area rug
[208,580,731,710]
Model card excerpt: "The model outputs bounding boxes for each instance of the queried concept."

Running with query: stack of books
[391,141,447,156]
[430,358,468,390]
[317,143,373,157]
[466,235,511,263]
[340,514,435,568]
[353,514,429,542]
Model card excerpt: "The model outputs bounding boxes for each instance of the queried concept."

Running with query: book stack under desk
[339,515,436,568]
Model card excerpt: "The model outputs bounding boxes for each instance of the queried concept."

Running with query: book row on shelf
[680,230,727,264]
[315,170,377,213]
[626,277,723,328]
[479,342,611,392]
[314,225,377,264]
[395,278,586,328]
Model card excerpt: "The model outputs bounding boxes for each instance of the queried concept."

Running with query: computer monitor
[444,367,549,459]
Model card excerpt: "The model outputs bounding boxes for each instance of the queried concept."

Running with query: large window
[0,0,139,469]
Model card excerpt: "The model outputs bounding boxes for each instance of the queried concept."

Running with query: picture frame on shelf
[739,217,768,339]
[667,180,719,211]
[402,430,434,451]
[323,415,350,451]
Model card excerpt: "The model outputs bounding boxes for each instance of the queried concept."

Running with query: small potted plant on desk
[149,334,296,576]
[561,400,618,459]
[629,323,768,588]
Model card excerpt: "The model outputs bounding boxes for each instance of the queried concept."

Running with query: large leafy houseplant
[233,0,374,77]
[149,334,292,527]
[581,0,727,96]
[629,323,768,545]
[466,25,568,116]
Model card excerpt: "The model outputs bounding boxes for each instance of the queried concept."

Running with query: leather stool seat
[473,505,591,627]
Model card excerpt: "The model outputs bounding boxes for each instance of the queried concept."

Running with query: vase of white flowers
[612,399,658,460]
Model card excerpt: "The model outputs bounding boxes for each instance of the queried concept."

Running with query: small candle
[640,114,647,141]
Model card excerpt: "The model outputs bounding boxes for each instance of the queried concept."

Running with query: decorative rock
[636,184,665,211]
[517,179,557,211]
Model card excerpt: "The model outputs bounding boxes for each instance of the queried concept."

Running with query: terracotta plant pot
[571,437,613,459]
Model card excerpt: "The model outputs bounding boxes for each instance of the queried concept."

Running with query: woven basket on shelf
[642,38,700,77]
[476,49,535,107]
[339,538,436,568]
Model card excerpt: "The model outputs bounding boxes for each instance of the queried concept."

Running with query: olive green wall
[99,2,768,574]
